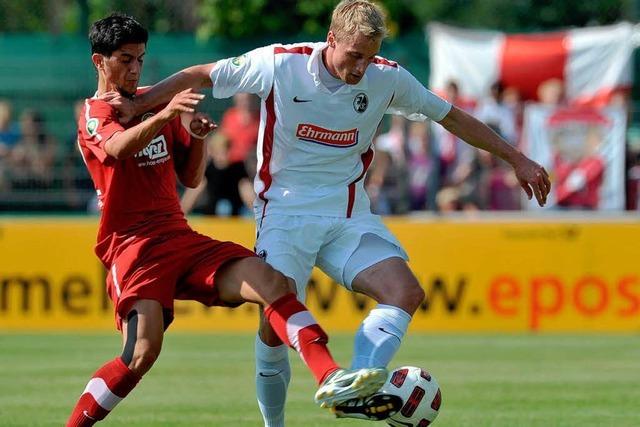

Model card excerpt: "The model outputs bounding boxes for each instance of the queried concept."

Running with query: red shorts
[105,229,256,329]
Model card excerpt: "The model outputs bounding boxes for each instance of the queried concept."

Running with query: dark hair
[89,13,148,56]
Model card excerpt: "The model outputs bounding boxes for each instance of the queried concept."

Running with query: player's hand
[161,89,205,121]
[100,91,136,124]
[188,112,217,139]
[513,155,551,207]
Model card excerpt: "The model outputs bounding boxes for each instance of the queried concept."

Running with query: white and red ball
[382,366,442,427]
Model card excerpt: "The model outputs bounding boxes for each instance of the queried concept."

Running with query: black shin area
[121,310,138,365]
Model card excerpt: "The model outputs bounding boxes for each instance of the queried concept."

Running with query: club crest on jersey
[296,124,358,148]
[86,118,99,136]
[141,112,155,121]
[353,92,368,113]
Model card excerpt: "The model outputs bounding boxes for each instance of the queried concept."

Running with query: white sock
[255,335,291,427]
[351,304,412,369]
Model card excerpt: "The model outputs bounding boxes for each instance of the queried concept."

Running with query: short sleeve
[209,45,275,100]
[78,100,124,163]
[388,66,452,122]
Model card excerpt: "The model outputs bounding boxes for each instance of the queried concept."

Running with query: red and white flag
[428,22,638,106]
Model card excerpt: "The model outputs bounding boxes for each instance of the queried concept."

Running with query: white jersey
[209,42,451,218]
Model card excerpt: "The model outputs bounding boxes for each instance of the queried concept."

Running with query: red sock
[66,357,140,426]
[264,293,339,384]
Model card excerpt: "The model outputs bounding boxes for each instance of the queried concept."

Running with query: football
[382,366,442,427]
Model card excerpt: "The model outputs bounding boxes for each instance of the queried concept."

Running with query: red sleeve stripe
[274,46,314,55]
[373,56,398,68]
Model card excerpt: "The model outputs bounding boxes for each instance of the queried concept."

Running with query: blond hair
[330,0,387,42]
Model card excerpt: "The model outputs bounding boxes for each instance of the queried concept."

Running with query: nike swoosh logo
[83,410,96,421]
[258,370,283,378]
[293,96,311,103]
[378,327,401,341]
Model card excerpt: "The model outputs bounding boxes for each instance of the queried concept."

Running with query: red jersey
[77,92,192,265]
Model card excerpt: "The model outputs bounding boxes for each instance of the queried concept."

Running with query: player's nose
[355,60,368,74]
[129,62,142,76]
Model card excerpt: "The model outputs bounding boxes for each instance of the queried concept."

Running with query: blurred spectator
[487,157,521,210]
[181,131,253,216]
[435,186,461,213]
[368,115,410,214]
[475,82,517,144]
[220,93,260,164]
[406,121,436,210]
[8,109,57,190]
[537,78,565,106]
[451,148,492,210]
[0,100,20,156]
[502,86,524,146]
[551,118,605,210]
[62,100,95,210]
[432,80,476,186]
[181,95,260,216]
[0,100,21,191]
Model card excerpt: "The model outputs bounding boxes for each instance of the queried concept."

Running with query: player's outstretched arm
[102,63,215,123]
[105,89,202,159]
[438,106,551,206]
[137,64,214,112]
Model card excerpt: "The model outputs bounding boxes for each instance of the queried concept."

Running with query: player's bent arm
[437,106,527,167]
[181,178,207,213]
[175,138,207,188]
[438,106,551,206]
[134,64,215,114]
[104,112,173,159]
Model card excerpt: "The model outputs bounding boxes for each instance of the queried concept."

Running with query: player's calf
[66,308,162,426]
[65,357,141,426]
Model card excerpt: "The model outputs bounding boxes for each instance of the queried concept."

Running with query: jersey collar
[308,42,369,93]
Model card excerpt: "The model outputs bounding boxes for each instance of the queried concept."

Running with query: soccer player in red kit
[65,13,387,427]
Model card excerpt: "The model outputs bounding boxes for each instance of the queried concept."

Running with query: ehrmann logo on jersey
[296,124,358,147]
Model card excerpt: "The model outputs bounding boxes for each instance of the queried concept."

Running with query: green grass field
[1,333,639,426]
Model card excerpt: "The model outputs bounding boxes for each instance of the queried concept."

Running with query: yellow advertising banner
[0,217,638,332]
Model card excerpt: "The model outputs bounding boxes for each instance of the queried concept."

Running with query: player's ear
[91,53,104,71]
[327,31,336,48]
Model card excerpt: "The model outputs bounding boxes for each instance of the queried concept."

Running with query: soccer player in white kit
[106,1,551,423]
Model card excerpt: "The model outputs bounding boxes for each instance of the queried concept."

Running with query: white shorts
[255,214,408,301]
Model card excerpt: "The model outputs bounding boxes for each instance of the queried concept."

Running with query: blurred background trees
[0,0,635,37]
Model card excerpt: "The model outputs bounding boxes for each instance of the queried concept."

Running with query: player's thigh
[109,236,184,330]
[316,215,408,290]
[215,256,293,306]
[177,235,258,305]
[255,215,328,301]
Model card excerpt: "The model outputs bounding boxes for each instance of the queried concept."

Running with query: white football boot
[314,367,387,408]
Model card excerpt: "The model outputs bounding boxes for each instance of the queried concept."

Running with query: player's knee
[256,265,292,303]
[402,283,425,314]
[129,341,161,376]
[376,279,424,314]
